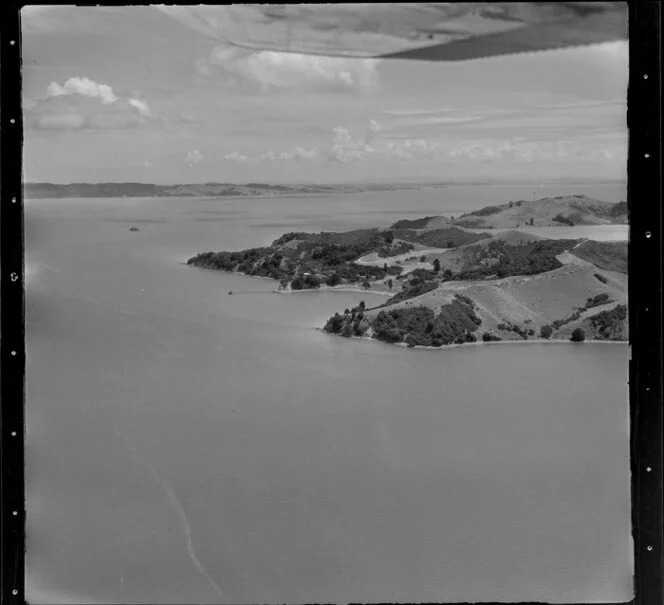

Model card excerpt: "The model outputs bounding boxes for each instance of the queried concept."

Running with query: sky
[21,5,628,185]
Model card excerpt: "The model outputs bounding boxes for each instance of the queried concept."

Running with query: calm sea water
[25,184,632,604]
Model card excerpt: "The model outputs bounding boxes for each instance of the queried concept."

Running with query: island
[187,195,628,348]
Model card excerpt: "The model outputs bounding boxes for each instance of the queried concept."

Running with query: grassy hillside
[452,195,627,228]
[571,240,628,273]
[391,226,489,248]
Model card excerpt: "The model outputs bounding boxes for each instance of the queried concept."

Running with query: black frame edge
[1,2,26,605]
[628,1,664,605]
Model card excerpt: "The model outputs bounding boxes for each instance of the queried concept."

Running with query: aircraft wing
[158,3,627,62]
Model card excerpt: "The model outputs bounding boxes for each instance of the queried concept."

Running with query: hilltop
[450,195,627,228]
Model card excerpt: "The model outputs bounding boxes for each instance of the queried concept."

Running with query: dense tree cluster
[585,292,612,309]
[552,214,575,226]
[324,298,481,348]
[570,328,586,342]
[187,227,405,290]
[589,304,627,340]
[539,324,553,339]
[455,239,578,280]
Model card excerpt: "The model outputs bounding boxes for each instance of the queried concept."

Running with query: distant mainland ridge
[23,181,446,199]
[26,181,627,229]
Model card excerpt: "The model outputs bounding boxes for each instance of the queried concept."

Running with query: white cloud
[128,98,152,117]
[260,147,319,162]
[200,46,379,93]
[446,139,621,163]
[328,122,438,163]
[29,77,155,132]
[221,121,439,166]
[223,152,249,162]
[368,119,382,135]
[385,138,439,161]
[47,77,117,104]
[184,149,204,164]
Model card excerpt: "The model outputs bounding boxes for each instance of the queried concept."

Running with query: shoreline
[314,328,627,350]
[185,263,394,297]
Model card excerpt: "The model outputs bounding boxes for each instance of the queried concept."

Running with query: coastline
[315,328,627,350]
[185,263,394,297]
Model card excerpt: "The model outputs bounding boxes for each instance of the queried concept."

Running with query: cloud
[446,139,622,163]
[221,120,439,166]
[260,147,319,162]
[329,122,438,163]
[27,77,155,132]
[198,46,380,93]
[128,98,152,117]
[184,149,204,164]
[223,151,249,162]
[385,139,439,161]
[47,77,118,104]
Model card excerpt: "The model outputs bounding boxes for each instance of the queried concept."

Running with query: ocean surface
[25,184,632,603]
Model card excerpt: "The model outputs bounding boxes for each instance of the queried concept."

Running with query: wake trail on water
[116,430,229,604]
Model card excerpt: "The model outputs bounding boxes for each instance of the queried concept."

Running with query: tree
[387,278,393,290]
[433,258,441,273]
[570,328,586,342]
[384,231,394,244]
[362,280,371,290]
[443,269,453,280]
[324,313,344,334]
[358,301,366,310]
[540,324,553,339]
[420,255,427,262]
[326,272,341,287]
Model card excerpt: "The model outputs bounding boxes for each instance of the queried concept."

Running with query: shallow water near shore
[25,184,632,603]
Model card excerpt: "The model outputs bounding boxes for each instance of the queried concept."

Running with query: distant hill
[23,181,434,199]
[451,195,627,228]
[391,216,454,230]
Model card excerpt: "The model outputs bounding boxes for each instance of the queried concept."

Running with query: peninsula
[187,195,628,348]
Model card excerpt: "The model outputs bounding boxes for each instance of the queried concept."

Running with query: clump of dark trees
[187,228,403,290]
[453,239,578,280]
[552,214,575,226]
[570,328,586,342]
[324,295,481,348]
[589,304,627,340]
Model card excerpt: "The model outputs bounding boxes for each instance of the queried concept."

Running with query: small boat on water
[228,291,233,295]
